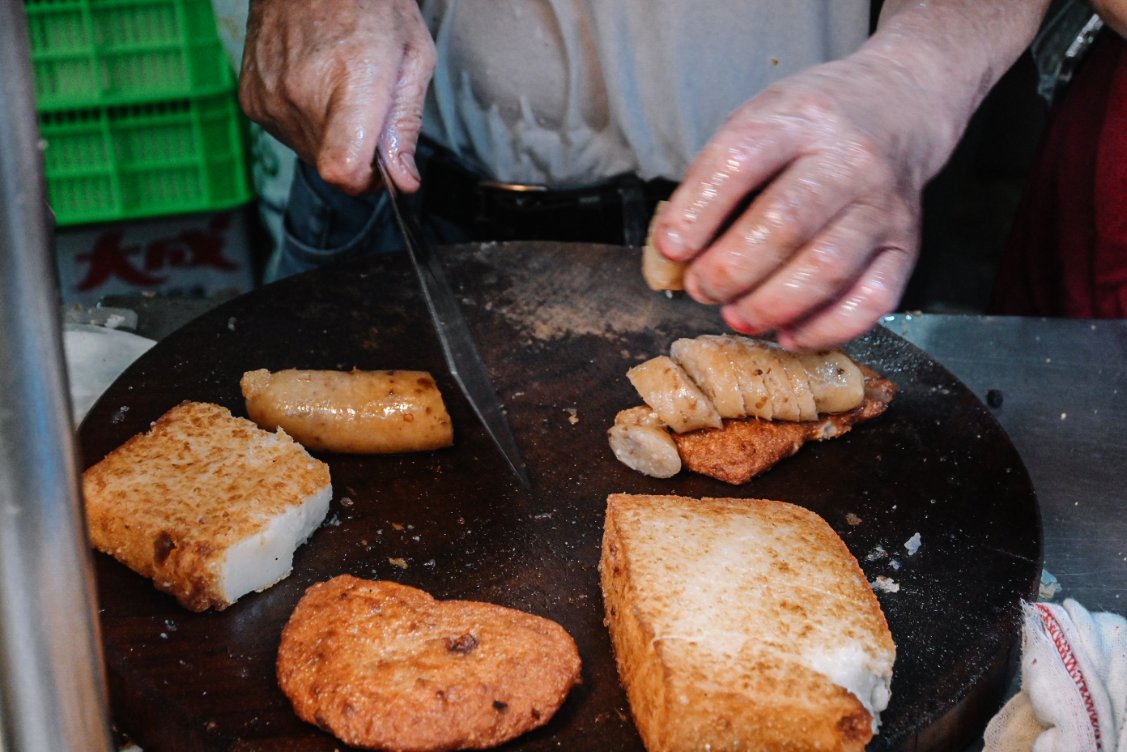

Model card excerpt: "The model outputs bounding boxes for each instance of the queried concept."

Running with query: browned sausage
[241,368,453,453]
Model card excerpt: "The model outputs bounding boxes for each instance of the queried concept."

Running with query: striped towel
[985,599,1127,751]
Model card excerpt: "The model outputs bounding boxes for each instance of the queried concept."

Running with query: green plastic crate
[39,93,253,226]
[25,0,233,110]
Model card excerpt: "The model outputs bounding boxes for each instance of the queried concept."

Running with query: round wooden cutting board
[79,242,1041,752]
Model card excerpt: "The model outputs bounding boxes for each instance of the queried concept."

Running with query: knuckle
[316,158,365,196]
[792,90,840,125]
[236,83,259,119]
[745,199,802,250]
[415,38,438,72]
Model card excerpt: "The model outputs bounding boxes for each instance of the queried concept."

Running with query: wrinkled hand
[239,0,436,195]
[654,50,955,351]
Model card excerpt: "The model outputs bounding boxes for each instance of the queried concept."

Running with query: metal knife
[375,156,531,489]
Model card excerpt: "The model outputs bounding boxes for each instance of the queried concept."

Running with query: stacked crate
[26,0,252,226]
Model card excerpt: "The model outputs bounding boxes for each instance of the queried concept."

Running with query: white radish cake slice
[82,401,332,612]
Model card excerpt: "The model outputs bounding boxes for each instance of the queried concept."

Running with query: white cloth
[62,324,155,425]
[422,0,870,185]
[984,599,1127,752]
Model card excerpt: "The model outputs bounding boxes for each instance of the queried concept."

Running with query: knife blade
[375,156,531,489]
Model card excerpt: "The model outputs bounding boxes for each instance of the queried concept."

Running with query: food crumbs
[845,512,862,526]
[904,532,922,555]
[392,522,405,531]
[388,557,408,569]
[565,407,579,425]
[871,576,900,594]
[866,545,888,561]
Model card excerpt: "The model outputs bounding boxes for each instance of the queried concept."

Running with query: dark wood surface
[79,243,1042,752]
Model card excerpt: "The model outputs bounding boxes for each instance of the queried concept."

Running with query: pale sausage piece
[670,337,745,419]
[240,368,454,454]
[710,335,773,420]
[607,422,682,479]
[773,349,820,421]
[729,338,802,422]
[641,201,686,291]
[614,406,667,428]
[795,351,865,414]
[608,406,682,479]
[626,356,722,433]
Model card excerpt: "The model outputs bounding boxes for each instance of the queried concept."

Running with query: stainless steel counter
[885,313,1127,613]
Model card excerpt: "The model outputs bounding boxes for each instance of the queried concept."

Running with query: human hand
[654,53,944,351]
[1090,0,1127,38]
[653,0,1047,350]
[238,0,436,195]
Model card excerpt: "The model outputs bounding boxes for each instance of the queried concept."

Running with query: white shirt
[421,0,871,185]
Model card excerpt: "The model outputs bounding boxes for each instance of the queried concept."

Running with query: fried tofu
[600,494,895,752]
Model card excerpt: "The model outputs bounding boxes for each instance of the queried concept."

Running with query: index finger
[654,107,800,262]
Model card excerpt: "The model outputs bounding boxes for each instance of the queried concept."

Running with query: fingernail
[723,306,761,335]
[662,227,689,260]
[399,151,421,183]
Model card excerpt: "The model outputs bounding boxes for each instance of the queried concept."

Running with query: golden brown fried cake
[82,401,332,612]
[276,575,582,752]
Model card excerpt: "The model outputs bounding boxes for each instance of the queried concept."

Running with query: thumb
[376,40,435,194]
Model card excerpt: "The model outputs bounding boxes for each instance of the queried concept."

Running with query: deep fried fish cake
[277,575,581,751]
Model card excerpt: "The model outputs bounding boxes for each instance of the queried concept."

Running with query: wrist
[860,0,1050,179]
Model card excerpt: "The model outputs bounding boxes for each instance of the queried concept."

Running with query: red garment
[991,31,1127,317]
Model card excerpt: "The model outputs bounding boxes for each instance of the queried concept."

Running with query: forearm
[1091,0,1127,38]
[862,0,1051,179]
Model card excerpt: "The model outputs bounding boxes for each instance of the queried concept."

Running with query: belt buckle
[478,180,550,193]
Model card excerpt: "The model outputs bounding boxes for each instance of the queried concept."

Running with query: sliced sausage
[626,356,722,433]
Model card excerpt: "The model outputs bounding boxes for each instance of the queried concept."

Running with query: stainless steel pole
[0,1,116,750]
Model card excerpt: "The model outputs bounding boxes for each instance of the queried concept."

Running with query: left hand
[654,51,939,351]
[653,0,1049,350]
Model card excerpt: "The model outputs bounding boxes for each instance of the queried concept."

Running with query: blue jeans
[267,142,472,282]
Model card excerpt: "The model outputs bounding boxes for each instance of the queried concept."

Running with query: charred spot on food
[153,531,176,564]
[493,700,509,712]
[446,632,480,655]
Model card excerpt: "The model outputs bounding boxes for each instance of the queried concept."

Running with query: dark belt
[419,143,677,247]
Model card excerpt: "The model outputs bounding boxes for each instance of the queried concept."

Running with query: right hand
[238,0,437,195]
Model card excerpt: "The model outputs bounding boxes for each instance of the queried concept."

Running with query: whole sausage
[240,368,454,453]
